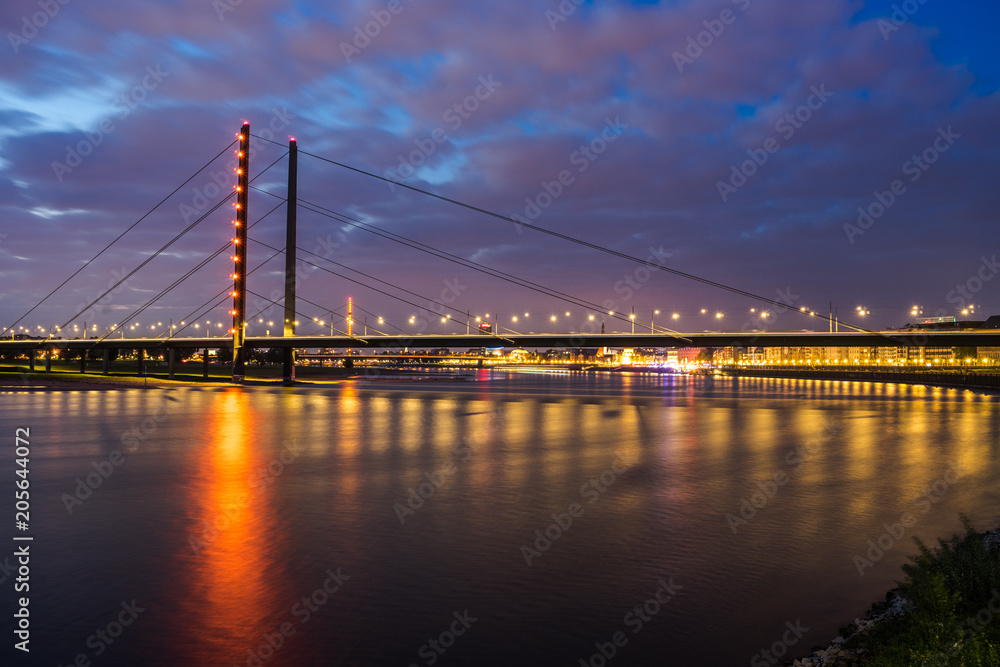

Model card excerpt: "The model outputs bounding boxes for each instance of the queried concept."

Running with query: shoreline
[784,526,1000,666]
[5,364,1000,393]
[720,366,1000,391]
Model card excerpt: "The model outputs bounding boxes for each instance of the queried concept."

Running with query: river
[2,370,999,665]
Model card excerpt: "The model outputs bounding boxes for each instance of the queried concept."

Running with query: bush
[844,516,1000,665]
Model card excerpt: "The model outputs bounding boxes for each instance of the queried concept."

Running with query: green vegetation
[840,516,1000,666]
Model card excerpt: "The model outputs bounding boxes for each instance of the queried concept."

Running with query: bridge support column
[137,349,145,377]
[282,137,298,384]
[203,349,209,379]
[44,350,51,372]
[168,348,176,380]
[29,351,35,373]
[79,354,86,374]
[231,121,250,384]
[102,349,110,375]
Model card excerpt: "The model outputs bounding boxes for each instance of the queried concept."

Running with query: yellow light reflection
[188,389,280,655]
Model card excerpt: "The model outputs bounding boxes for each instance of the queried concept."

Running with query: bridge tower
[282,137,298,383]
[231,122,249,382]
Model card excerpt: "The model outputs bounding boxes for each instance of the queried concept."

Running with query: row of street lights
[4,303,985,340]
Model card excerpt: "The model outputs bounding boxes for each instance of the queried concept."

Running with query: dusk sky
[2,0,998,337]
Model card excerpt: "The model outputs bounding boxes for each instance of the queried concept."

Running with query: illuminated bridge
[4,122,997,382]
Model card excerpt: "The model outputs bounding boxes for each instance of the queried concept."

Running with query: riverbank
[722,366,1000,392]
[785,520,1000,666]
[0,365,477,390]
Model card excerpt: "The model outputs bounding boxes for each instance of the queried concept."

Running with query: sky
[1,0,998,338]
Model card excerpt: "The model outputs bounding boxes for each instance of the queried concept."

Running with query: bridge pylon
[231,122,249,382]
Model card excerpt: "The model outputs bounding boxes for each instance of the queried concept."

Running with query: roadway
[2,329,999,351]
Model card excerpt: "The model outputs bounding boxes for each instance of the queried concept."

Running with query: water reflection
[176,389,284,663]
[3,374,999,665]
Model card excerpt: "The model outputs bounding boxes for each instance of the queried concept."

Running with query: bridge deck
[1,330,998,351]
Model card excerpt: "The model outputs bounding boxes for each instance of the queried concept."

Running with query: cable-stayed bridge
[2,122,996,383]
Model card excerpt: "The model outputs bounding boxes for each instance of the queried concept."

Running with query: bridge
[3,122,997,383]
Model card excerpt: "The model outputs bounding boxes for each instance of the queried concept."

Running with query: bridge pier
[102,349,110,375]
[29,351,35,373]
[137,349,145,376]
[283,348,295,384]
[203,348,209,379]
[44,350,51,373]
[168,349,176,380]
[79,354,86,374]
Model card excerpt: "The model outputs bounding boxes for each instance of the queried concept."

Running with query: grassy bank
[794,517,1000,666]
